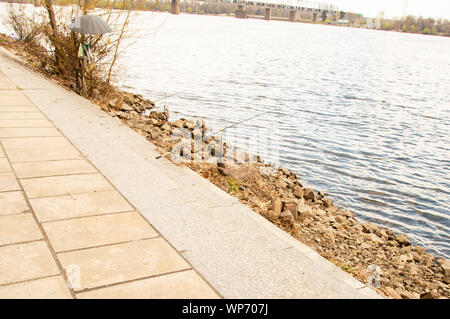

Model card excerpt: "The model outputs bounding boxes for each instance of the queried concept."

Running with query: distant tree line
[380,15,450,36]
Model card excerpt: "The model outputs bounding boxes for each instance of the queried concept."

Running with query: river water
[120,12,450,258]
[1,7,449,258]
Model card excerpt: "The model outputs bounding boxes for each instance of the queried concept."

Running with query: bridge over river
[170,0,340,22]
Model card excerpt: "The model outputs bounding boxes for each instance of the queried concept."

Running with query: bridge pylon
[171,0,180,15]
[235,5,248,19]
[265,8,271,20]
[313,12,318,22]
[289,10,297,22]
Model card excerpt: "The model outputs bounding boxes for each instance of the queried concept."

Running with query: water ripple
[114,13,450,258]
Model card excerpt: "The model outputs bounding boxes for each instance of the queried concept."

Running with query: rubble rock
[275,179,288,191]
[184,120,195,130]
[437,259,450,276]
[396,234,411,246]
[322,198,333,208]
[120,103,133,112]
[362,222,378,233]
[279,210,294,223]
[293,186,304,198]
[283,202,298,220]
[303,188,317,201]
[160,123,171,132]
[109,98,118,109]
[271,197,282,218]
[172,119,184,129]
[420,290,440,299]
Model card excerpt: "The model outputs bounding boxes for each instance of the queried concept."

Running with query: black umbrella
[68,15,112,35]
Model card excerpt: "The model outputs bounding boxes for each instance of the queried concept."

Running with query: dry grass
[2,1,140,99]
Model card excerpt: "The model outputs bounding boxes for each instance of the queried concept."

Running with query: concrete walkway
[0,64,218,299]
[0,48,381,298]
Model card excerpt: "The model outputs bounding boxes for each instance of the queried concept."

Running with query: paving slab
[77,270,219,299]
[0,106,39,113]
[12,159,97,179]
[1,137,71,150]
[0,112,45,119]
[3,73,54,90]
[0,158,11,173]
[0,191,29,215]
[6,146,82,163]
[0,172,21,192]
[0,80,16,90]
[0,276,72,299]
[43,212,158,252]
[58,238,191,291]
[30,190,134,222]
[0,127,61,137]
[0,213,42,245]
[21,173,113,198]
[0,91,33,106]
[0,119,53,128]
[0,241,60,285]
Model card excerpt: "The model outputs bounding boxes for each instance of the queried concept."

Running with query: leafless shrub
[4,0,142,99]
[3,4,41,44]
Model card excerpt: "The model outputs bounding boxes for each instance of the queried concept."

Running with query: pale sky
[313,0,450,19]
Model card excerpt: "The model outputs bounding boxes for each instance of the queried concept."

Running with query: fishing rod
[155,109,273,160]
[152,90,187,103]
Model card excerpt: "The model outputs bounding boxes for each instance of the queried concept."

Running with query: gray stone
[109,98,118,108]
[362,222,378,233]
[335,215,347,225]
[437,259,450,276]
[363,233,384,244]
[283,202,298,220]
[376,229,388,239]
[195,120,206,129]
[420,290,440,299]
[322,198,333,208]
[218,167,229,176]
[275,179,288,190]
[396,234,410,246]
[413,246,426,255]
[303,188,317,201]
[184,121,195,130]
[279,210,294,222]
[298,205,313,223]
[271,197,282,217]
[123,94,133,105]
[172,119,184,129]
[293,186,304,198]
[160,123,171,131]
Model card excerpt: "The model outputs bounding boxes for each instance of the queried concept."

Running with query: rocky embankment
[1,35,449,299]
[103,95,449,299]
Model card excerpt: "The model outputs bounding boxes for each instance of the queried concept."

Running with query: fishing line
[155,109,277,160]
[152,90,188,103]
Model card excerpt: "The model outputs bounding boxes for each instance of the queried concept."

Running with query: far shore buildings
[334,19,350,25]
